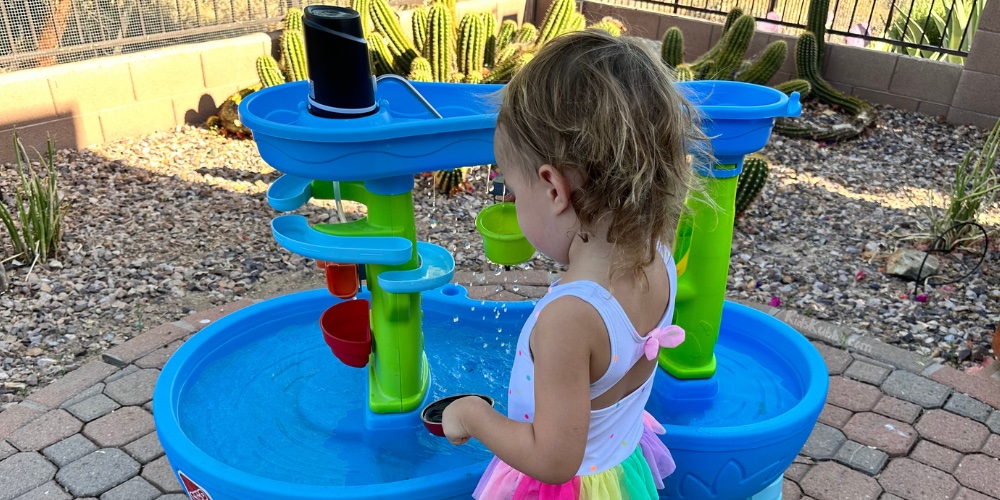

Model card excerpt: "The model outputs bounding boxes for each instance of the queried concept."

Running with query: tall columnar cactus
[496,19,518,53]
[257,55,285,87]
[485,51,534,83]
[674,64,695,82]
[425,3,454,82]
[661,27,684,68]
[408,57,433,81]
[285,7,303,32]
[371,0,418,74]
[795,33,866,115]
[735,155,769,217]
[722,7,744,33]
[351,0,373,38]
[412,7,429,54]
[481,12,498,67]
[774,79,812,97]
[369,33,396,76]
[568,12,587,32]
[589,17,625,36]
[514,23,537,44]
[437,0,458,36]
[458,13,486,76]
[691,7,743,68]
[281,29,308,82]
[736,40,787,84]
[704,14,754,80]
[536,0,574,46]
[806,0,830,66]
[493,43,521,65]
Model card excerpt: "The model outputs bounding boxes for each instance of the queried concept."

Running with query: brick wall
[530,0,999,130]
[0,33,272,161]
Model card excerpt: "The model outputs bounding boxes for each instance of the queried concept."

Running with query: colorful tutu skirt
[472,413,675,500]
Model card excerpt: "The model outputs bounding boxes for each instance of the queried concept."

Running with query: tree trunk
[35,0,74,67]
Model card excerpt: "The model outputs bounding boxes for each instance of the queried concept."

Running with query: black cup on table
[302,6,378,119]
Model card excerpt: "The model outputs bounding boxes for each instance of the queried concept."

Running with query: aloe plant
[0,135,68,262]
[872,0,983,64]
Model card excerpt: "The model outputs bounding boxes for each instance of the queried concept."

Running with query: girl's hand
[441,396,483,446]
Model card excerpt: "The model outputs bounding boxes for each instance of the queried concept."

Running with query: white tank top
[504,245,678,475]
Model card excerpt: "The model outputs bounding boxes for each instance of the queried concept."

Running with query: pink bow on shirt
[643,325,685,360]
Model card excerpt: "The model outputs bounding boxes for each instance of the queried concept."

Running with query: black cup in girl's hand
[421,394,494,437]
[302,6,378,119]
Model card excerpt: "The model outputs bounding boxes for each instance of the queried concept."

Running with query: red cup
[320,299,371,368]
[323,262,359,299]
[420,394,495,437]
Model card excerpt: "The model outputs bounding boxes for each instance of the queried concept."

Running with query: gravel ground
[1,103,997,403]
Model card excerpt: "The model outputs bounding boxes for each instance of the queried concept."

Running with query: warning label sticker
[177,471,214,500]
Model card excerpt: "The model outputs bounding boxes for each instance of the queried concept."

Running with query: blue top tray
[239,80,503,182]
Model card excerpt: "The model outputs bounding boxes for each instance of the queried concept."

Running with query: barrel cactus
[257,55,285,87]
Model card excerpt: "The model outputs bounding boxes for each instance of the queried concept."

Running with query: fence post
[947,0,1000,129]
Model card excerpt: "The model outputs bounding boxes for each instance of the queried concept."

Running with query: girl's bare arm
[446,296,598,484]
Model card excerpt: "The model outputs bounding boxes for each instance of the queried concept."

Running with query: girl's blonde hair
[496,29,708,285]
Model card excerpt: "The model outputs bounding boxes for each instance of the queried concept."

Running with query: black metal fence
[600,0,983,60]
[0,0,349,73]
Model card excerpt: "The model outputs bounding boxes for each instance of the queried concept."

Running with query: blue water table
[152,8,826,499]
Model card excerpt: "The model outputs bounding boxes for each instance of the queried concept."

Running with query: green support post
[310,180,430,413]
[659,164,739,379]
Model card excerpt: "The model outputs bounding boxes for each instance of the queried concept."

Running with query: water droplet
[494,268,502,276]
[512,285,520,292]
[495,286,501,292]
[464,242,471,250]
[453,317,459,322]
[470,306,476,311]
[483,343,488,348]
[497,328,503,333]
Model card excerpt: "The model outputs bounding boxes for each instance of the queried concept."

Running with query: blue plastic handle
[271,215,413,265]
[377,242,455,293]
[267,175,314,212]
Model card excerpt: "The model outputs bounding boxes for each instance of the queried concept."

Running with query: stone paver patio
[1,270,998,499]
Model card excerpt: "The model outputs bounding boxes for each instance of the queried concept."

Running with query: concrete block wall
[531,0,999,130]
[0,33,271,161]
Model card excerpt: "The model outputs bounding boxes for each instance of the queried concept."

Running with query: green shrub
[0,135,68,263]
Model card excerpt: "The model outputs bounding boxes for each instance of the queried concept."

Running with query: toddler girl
[442,28,706,499]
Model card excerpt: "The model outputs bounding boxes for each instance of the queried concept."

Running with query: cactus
[514,23,537,44]
[285,7,303,32]
[806,0,830,66]
[281,29,308,82]
[661,27,684,68]
[369,33,396,76]
[735,155,769,217]
[589,17,625,36]
[773,33,875,142]
[448,72,466,83]
[536,0,575,46]
[674,64,695,82]
[458,14,487,77]
[723,7,744,34]
[438,0,458,36]
[256,55,285,87]
[485,51,534,83]
[425,3,454,82]
[567,12,587,32]
[408,57,433,81]
[481,12,498,67]
[774,78,811,97]
[433,168,469,196]
[704,15,754,80]
[493,43,522,65]
[496,19,518,53]
[736,40,787,84]
[795,33,867,116]
[371,0,418,74]
[465,70,484,84]
[412,7,428,53]
[351,0,373,38]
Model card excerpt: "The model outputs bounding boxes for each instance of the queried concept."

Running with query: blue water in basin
[160,285,817,500]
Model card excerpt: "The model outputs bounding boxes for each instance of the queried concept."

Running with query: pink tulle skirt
[472,413,675,500]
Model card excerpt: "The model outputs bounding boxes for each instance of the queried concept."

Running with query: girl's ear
[538,164,574,215]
